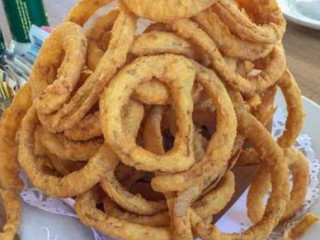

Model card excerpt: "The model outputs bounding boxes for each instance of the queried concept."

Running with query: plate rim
[277,0,320,30]
[303,96,320,110]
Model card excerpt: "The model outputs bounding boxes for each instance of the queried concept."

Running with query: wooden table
[1,0,320,103]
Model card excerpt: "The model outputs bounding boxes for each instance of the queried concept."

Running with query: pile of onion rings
[0,0,315,239]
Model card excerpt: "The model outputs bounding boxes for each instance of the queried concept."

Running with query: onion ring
[121,0,217,22]
[101,55,197,172]
[0,85,31,190]
[142,105,240,240]
[237,69,304,167]
[133,79,206,106]
[169,167,235,240]
[36,126,102,161]
[64,111,102,141]
[86,9,120,70]
[87,19,204,67]
[0,85,31,239]
[195,8,274,61]
[188,106,290,240]
[173,19,286,94]
[143,105,235,220]
[37,9,136,133]
[75,189,171,240]
[132,80,170,105]
[252,85,277,126]
[168,191,193,240]
[100,100,168,216]
[284,213,319,240]
[277,70,305,148]
[101,161,166,215]
[34,131,85,175]
[64,0,114,26]
[47,155,84,176]
[103,196,169,227]
[236,148,260,166]
[247,149,309,224]
[143,105,209,162]
[18,106,113,198]
[66,80,203,140]
[85,27,204,106]
[151,61,237,192]
[30,22,87,114]
[131,31,198,59]
[0,190,21,240]
[212,0,286,44]
[105,172,235,229]
[85,19,208,106]
[193,171,235,218]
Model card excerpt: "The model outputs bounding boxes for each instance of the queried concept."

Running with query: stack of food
[0,0,315,239]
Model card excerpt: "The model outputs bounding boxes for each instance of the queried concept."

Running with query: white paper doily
[20,107,320,240]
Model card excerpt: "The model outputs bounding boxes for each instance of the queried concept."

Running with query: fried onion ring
[252,85,277,126]
[18,107,113,198]
[101,55,197,172]
[173,19,286,94]
[101,164,167,215]
[0,85,31,190]
[0,190,21,240]
[47,155,84,176]
[0,85,31,240]
[103,196,169,227]
[37,9,136,133]
[143,105,235,220]
[30,22,87,114]
[212,0,286,44]
[131,31,198,59]
[100,100,168,216]
[121,0,217,22]
[277,70,305,148]
[188,107,290,240]
[195,8,274,61]
[75,189,171,240]
[36,126,102,161]
[151,61,237,192]
[284,213,319,240]
[247,149,309,224]
[193,171,235,218]
[86,9,120,70]
[237,69,304,167]
[64,111,101,141]
[65,0,114,26]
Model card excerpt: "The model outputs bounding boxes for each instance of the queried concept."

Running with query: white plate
[18,95,320,240]
[277,0,320,30]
